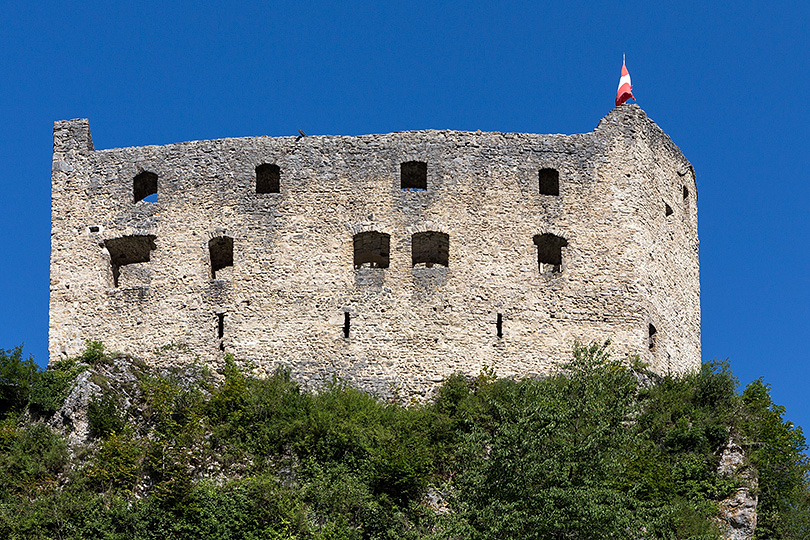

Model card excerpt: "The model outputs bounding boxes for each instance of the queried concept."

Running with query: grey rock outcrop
[716,441,758,540]
[50,369,101,445]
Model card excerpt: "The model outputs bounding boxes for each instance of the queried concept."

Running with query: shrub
[210,366,308,462]
[743,379,810,539]
[81,340,108,365]
[0,342,807,539]
[84,427,147,493]
[206,355,247,423]
[138,367,207,437]
[87,393,126,438]
[28,358,85,417]
[0,422,67,496]
[0,345,38,417]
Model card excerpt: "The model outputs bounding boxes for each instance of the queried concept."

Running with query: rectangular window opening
[538,168,560,196]
[496,313,503,338]
[401,161,427,190]
[133,171,158,203]
[105,234,157,287]
[209,236,234,279]
[353,232,390,269]
[533,233,568,275]
[343,312,350,338]
[412,231,449,267]
[256,163,280,194]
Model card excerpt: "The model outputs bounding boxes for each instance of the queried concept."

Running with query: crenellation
[53,118,94,155]
[49,105,700,397]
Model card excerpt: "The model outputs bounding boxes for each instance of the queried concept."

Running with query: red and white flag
[615,57,635,106]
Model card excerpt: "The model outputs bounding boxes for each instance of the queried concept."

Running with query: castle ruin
[49,105,699,397]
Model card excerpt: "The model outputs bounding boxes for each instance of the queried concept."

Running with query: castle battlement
[49,105,699,398]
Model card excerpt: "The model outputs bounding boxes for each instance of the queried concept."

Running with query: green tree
[0,345,38,417]
[743,379,810,539]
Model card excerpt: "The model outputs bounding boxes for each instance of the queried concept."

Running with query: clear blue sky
[1,2,808,432]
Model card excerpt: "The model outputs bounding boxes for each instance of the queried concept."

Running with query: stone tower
[50,105,699,398]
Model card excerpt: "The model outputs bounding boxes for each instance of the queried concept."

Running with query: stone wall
[49,105,700,398]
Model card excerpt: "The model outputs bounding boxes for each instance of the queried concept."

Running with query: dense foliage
[0,342,807,539]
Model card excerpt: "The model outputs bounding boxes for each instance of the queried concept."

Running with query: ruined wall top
[49,105,700,398]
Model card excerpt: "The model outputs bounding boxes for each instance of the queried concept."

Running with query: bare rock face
[715,441,758,540]
[50,369,101,445]
[424,484,453,515]
[718,488,759,540]
[48,356,144,446]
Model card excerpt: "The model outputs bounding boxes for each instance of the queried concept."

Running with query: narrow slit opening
[496,313,503,338]
[343,312,350,338]
[648,323,657,350]
[217,313,225,351]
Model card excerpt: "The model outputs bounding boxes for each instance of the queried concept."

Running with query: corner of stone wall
[50,118,95,367]
[594,104,646,133]
[53,118,94,157]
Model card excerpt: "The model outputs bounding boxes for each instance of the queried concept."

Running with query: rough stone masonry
[49,105,699,398]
